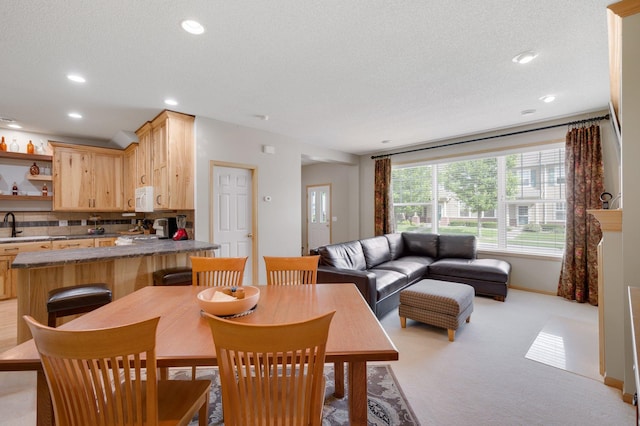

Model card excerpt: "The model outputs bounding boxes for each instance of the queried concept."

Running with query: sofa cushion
[374,256,432,282]
[437,235,476,259]
[318,241,366,271]
[384,233,405,259]
[368,268,409,301]
[428,258,510,283]
[402,232,438,258]
[360,236,392,269]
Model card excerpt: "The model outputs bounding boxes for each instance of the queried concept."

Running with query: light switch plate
[59,220,68,227]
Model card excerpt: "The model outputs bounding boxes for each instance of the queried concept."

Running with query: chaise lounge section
[316,232,511,318]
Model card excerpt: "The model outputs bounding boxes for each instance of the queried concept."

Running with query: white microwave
[135,186,154,212]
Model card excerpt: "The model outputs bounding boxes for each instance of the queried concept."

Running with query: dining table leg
[36,369,53,426]
[348,361,368,425]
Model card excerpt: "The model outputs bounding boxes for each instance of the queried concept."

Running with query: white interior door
[213,166,253,284]
[307,184,331,252]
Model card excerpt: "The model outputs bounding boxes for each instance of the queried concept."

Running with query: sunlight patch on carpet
[525,315,600,381]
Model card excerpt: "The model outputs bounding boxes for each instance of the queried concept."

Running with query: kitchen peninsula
[11,238,218,343]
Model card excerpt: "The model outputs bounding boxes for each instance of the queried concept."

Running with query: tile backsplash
[0,211,194,239]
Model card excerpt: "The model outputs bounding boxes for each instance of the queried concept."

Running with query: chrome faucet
[3,212,21,238]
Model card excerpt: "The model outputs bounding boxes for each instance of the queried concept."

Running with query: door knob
[247,233,253,238]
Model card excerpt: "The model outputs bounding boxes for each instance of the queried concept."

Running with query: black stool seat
[153,267,192,286]
[47,284,112,327]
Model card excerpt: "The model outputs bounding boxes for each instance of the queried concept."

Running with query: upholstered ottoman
[399,279,474,342]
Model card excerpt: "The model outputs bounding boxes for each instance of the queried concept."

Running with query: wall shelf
[26,174,52,182]
[0,195,52,201]
[0,151,52,162]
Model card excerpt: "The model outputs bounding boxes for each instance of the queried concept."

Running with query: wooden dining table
[0,283,399,426]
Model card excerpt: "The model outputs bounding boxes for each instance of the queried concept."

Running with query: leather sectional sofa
[315,232,511,318]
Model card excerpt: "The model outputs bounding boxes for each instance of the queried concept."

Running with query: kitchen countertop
[11,239,219,268]
[0,233,121,244]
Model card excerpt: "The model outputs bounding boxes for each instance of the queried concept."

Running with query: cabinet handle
[3,247,19,252]
[141,175,146,185]
[156,194,161,205]
[128,199,133,207]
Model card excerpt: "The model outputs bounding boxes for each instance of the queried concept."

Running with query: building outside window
[391,144,566,255]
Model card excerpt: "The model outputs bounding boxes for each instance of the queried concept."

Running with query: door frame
[306,183,332,254]
[209,160,259,284]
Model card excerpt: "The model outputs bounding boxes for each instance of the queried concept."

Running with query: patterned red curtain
[374,157,393,236]
[557,124,603,305]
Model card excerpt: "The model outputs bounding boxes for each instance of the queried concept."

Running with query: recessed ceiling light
[8,123,22,129]
[521,109,536,116]
[67,74,86,83]
[68,112,83,119]
[512,51,538,64]
[164,99,178,106]
[539,95,556,103]
[181,20,205,35]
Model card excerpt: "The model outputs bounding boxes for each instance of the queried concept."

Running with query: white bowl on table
[197,286,260,316]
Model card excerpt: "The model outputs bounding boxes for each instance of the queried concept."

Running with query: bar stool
[46,284,112,327]
[152,267,193,286]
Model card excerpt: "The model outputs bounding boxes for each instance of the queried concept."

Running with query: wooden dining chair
[190,256,248,287]
[263,255,344,397]
[24,315,211,426]
[204,310,335,426]
[264,255,320,285]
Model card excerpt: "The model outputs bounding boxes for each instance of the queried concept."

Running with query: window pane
[391,165,434,232]
[391,144,565,255]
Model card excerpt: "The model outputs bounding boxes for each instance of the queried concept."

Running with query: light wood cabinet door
[0,256,15,300]
[52,143,124,211]
[123,144,137,211]
[150,110,194,210]
[136,123,152,187]
[93,151,123,211]
[52,239,95,250]
[53,147,92,210]
[95,237,116,247]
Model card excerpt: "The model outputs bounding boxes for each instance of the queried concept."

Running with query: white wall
[301,163,360,253]
[193,117,305,283]
[621,12,640,400]
[359,110,620,293]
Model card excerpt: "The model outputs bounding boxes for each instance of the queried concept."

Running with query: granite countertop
[0,233,121,244]
[12,239,219,268]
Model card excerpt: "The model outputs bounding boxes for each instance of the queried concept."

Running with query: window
[391,144,566,255]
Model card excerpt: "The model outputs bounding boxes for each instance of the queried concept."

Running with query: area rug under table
[176,364,420,426]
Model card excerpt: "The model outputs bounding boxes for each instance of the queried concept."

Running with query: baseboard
[604,375,623,390]
[508,285,556,296]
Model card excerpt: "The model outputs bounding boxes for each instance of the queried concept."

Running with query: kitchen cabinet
[134,122,152,187]
[52,143,124,211]
[0,240,52,300]
[95,237,116,247]
[52,238,95,250]
[149,110,195,210]
[123,144,137,211]
[0,151,53,202]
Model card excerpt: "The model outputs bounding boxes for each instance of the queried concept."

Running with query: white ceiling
[0,1,613,156]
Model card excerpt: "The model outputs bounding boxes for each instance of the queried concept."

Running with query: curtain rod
[370,113,610,160]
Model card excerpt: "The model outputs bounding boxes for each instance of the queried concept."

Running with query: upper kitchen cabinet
[52,142,124,211]
[123,143,137,212]
[149,110,195,210]
[134,122,152,187]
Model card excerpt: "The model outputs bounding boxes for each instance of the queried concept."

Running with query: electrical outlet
[81,219,87,226]
[59,220,68,227]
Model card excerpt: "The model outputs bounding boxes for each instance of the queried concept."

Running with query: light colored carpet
[378,288,634,425]
[525,315,600,381]
[0,289,635,425]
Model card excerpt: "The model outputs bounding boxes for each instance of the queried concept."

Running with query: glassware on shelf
[30,162,40,175]
[27,140,34,154]
[0,137,6,151]
[9,138,19,152]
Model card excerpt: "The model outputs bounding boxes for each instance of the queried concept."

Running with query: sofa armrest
[317,266,377,310]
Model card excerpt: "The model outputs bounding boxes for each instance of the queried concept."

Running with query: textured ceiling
[0,1,613,156]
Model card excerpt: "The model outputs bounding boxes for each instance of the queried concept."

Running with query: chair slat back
[191,256,248,287]
[205,311,334,426]
[24,315,160,426]
[264,256,319,285]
